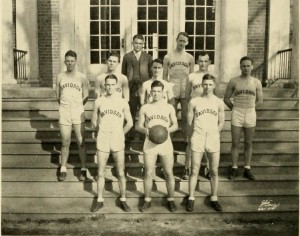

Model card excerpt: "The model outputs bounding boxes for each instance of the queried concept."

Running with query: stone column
[219,0,248,83]
[291,0,299,86]
[2,0,16,84]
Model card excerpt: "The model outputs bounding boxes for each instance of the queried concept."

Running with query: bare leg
[160,153,175,198]
[59,124,72,168]
[96,151,110,201]
[73,123,86,169]
[189,151,204,198]
[207,152,220,197]
[244,127,256,166]
[231,125,243,167]
[112,150,126,199]
[180,98,188,141]
[143,153,158,199]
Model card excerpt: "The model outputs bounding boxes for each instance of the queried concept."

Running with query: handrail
[13,48,28,82]
[277,48,292,80]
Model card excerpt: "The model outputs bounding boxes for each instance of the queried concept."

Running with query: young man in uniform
[122,34,152,140]
[137,80,178,212]
[90,74,133,212]
[56,50,89,182]
[140,58,174,105]
[186,74,225,212]
[163,32,194,143]
[224,56,263,181]
[95,51,129,101]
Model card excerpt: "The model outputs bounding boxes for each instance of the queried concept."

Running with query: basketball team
[56,32,263,213]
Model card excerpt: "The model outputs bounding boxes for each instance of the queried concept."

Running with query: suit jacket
[121,51,152,88]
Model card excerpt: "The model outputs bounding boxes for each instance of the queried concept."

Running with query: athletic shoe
[79,170,87,182]
[91,201,104,212]
[244,169,256,181]
[58,171,67,182]
[182,168,189,180]
[211,201,223,212]
[228,167,238,180]
[140,201,151,212]
[186,199,194,212]
[167,201,177,212]
[120,201,131,212]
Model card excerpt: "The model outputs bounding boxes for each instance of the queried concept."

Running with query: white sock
[97,197,104,202]
[210,196,218,201]
[60,166,67,172]
[244,166,251,169]
[188,196,195,200]
[120,197,126,202]
[145,197,152,202]
[232,166,238,169]
[81,167,87,171]
[167,197,174,201]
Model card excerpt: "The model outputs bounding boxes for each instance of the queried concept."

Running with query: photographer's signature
[258,200,280,211]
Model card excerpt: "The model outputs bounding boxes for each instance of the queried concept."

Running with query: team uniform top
[143,102,172,130]
[59,72,84,106]
[232,77,258,109]
[142,78,174,103]
[192,95,221,133]
[188,72,205,98]
[166,51,193,82]
[96,72,127,97]
[96,95,129,132]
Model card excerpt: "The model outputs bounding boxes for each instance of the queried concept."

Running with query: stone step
[2,196,298,215]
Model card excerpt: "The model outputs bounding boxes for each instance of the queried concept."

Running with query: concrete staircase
[2,88,299,220]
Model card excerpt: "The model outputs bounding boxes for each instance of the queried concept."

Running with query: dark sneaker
[186,199,194,212]
[182,168,189,180]
[120,201,131,212]
[167,201,177,212]
[211,201,223,212]
[79,170,93,182]
[91,201,104,212]
[244,169,256,181]
[228,167,238,180]
[140,201,151,212]
[58,171,67,182]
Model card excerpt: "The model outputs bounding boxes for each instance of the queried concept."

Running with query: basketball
[148,125,168,144]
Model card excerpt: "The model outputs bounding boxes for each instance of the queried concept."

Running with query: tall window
[90,0,121,64]
[185,0,216,62]
[137,0,168,59]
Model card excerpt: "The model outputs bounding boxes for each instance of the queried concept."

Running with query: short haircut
[151,80,164,90]
[151,58,163,66]
[65,50,77,59]
[202,74,216,83]
[107,51,120,62]
[197,51,210,60]
[133,34,144,41]
[176,32,189,40]
[240,56,253,65]
[105,74,118,83]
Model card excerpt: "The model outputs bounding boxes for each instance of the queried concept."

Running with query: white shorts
[143,136,173,156]
[231,107,256,128]
[97,129,125,152]
[170,78,186,98]
[191,130,220,153]
[59,104,85,125]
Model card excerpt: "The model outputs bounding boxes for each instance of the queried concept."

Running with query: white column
[16,0,39,82]
[267,0,290,80]
[2,0,16,84]
[219,0,248,83]
[291,0,299,85]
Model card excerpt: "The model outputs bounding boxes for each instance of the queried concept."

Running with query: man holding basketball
[137,80,178,212]
[90,74,133,212]
[186,74,225,212]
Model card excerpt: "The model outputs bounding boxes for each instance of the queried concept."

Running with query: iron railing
[13,48,28,82]
[277,48,292,79]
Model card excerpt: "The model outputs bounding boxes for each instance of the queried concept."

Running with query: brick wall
[247,0,269,82]
[37,0,60,87]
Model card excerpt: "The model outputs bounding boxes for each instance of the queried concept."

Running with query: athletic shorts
[170,78,186,98]
[231,107,256,128]
[59,104,85,125]
[97,129,125,152]
[143,136,173,156]
[191,130,220,153]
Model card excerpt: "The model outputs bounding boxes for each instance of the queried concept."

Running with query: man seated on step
[139,58,174,106]
[56,50,89,182]
[95,51,129,102]
[224,56,263,181]
[186,74,225,212]
[90,74,133,212]
[136,80,178,213]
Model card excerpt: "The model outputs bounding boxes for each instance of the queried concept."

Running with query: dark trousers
[128,80,141,139]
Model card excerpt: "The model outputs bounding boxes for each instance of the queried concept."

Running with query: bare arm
[218,99,225,132]
[139,83,147,105]
[123,102,133,134]
[82,76,89,105]
[56,75,61,104]
[168,105,178,133]
[256,80,263,108]
[187,99,195,138]
[163,55,170,81]
[185,77,192,102]
[167,85,175,106]
[94,76,102,99]
[91,99,100,129]
[223,80,235,110]
[136,106,147,134]
[122,76,130,102]
[189,56,195,74]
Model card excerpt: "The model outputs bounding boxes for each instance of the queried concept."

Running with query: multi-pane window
[185,0,216,62]
[90,0,121,64]
[137,0,168,59]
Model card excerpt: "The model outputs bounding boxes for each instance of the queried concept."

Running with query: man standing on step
[224,56,263,181]
[122,34,152,140]
[95,51,129,101]
[186,74,225,212]
[137,80,178,212]
[56,50,89,182]
[90,74,133,212]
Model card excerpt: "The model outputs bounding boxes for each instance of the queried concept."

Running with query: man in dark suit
[122,34,152,140]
